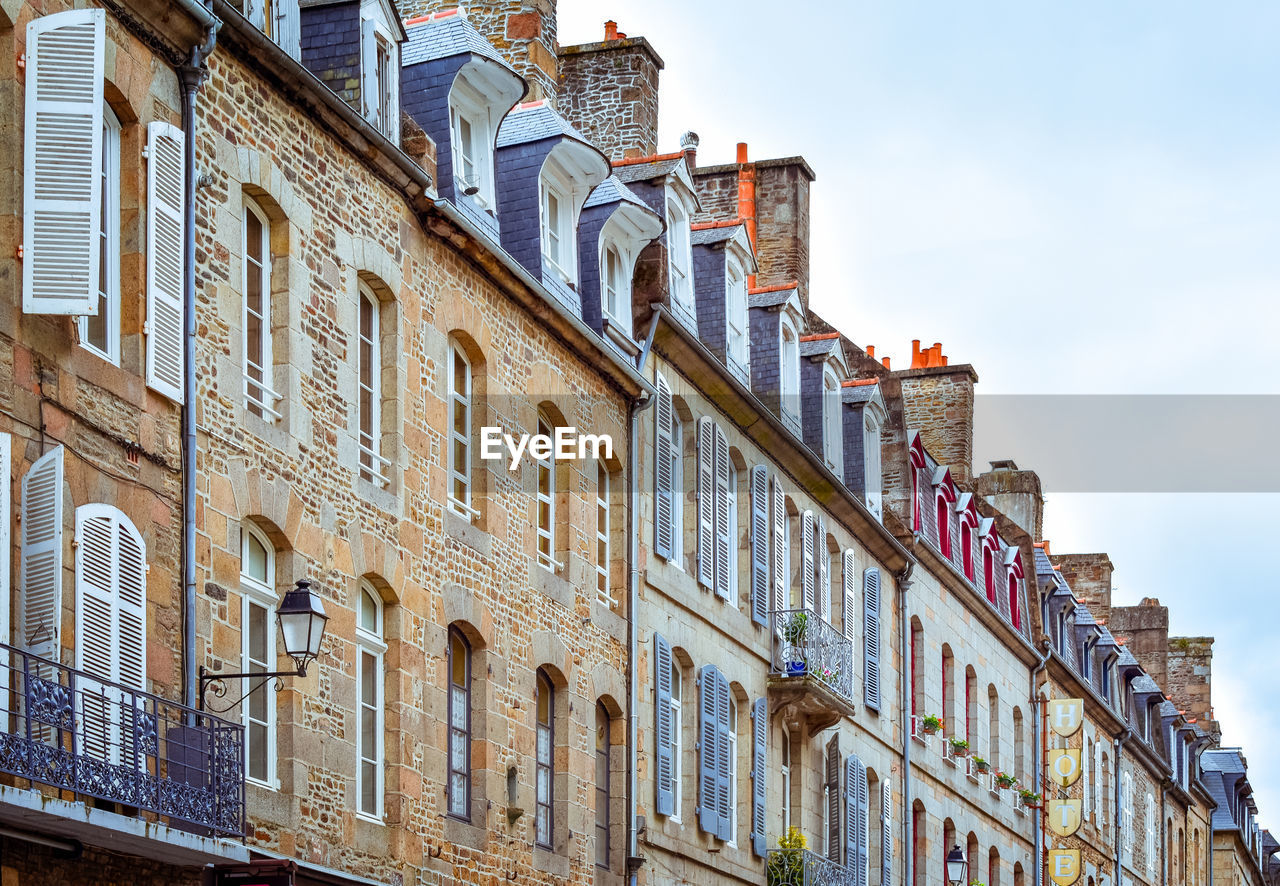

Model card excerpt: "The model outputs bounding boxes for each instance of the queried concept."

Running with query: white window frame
[79,104,120,364]
[601,240,626,325]
[822,366,842,472]
[242,199,281,420]
[596,462,613,607]
[357,284,389,487]
[447,339,476,519]
[669,414,684,566]
[535,411,559,571]
[540,163,577,285]
[356,583,386,821]
[864,412,883,519]
[820,540,833,623]
[240,524,277,788]
[666,198,693,315]
[727,696,738,846]
[360,8,398,140]
[779,728,791,833]
[670,662,683,823]
[726,463,738,608]
[726,256,748,368]
[449,76,495,209]
[779,318,800,424]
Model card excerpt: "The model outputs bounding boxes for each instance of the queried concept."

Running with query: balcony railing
[0,644,245,837]
[771,609,855,706]
[767,848,858,886]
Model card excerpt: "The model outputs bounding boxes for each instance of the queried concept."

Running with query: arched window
[595,702,611,868]
[447,338,474,518]
[822,367,842,471]
[535,410,557,571]
[80,105,120,363]
[241,524,277,785]
[727,461,739,608]
[596,462,613,606]
[983,543,996,603]
[988,685,1001,768]
[779,319,801,425]
[1013,706,1025,783]
[941,647,954,737]
[535,669,555,849]
[960,519,974,580]
[243,198,279,420]
[666,199,692,314]
[356,583,385,819]
[727,696,739,845]
[541,161,577,285]
[358,284,389,487]
[912,804,927,886]
[1007,562,1023,629]
[447,627,471,819]
[965,667,978,744]
[779,727,791,833]
[936,493,952,559]
[863,412,883,519]
[910,621,924,722]
[670,658,684,820]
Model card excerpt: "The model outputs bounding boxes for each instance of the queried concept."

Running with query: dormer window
[449,76,496,209]
[541,165,577,285]
[863,413,882,519]
[360,2,399,141]
[779,318,801,425]
[822,367,842,471]
[936,492,952,559]
[726,257,748,370]
[667,199,692,315]
[247,0,299,59]
[601,243,624,323]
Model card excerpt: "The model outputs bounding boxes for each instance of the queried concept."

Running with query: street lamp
[199,579,330,712]
[945,845,968,886]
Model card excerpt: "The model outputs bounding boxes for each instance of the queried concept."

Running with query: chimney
[403,1,561,104]
[1165,636,1220,741]
[558,22,665,160]
[1110,598,1170,690]
[866,345,875,358]
[976,460,1044,539]
[736,142,757,251]
[680,130,699,170]
[1050,552,1114,623]
[898,347,977,483]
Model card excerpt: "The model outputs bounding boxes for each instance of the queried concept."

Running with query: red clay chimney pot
[604,20,617,41]
[736,142,748,164]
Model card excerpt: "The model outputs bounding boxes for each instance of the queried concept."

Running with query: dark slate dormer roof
[583,175,653,214]
[402,11,510,67]
[841,379,881,405]
[1131,674,1163,698]
[1073,603,1098,626]
[497,102,601,151]
[1095,627,1120,651]
[1034,546,1055,577]
[800,337,841,360]
[691,225,742,247]
[749,286,799,309]
[613,154,688,185]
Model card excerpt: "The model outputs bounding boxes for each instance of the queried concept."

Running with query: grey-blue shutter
[880,779,892,886]
[863,568,881,711]
[654,634,674,816]
[845,755,859,875]
[697,665,720,835]
[826,732,841,862]
[856,758,869,886]
[654,376,674,559]
[749,466,769,626]
[713,425,731,600]
[750,697,767,856]
[716,671,732,841]
[696,417,714,587]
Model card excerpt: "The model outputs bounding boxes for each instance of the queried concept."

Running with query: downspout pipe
[1115,728,1133,884]
[897,558,915,886]
[626,310,660,886]
[180,8,221,713]
[1030,640,1050,886]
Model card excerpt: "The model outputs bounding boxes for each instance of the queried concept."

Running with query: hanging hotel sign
[1048,849,1081,885]
[1048,748,1082,786]
[1049,698,1084,737]
[1048,799,1083,837]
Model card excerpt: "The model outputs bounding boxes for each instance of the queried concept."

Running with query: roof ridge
[612,151,686,167]
[690,218,743,231]
[748,280,799,294]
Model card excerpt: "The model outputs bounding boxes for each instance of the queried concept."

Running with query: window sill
[444,814,488,852]
[532,564,575,610]
[355,812,384,826]
[532,846,569,879]
[602,317,639,357]
[445,507,490,557]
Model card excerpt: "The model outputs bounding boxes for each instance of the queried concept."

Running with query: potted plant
[1018,789,1043,808]
[819,665,840,686]
[782,612,809,675]
[948,737,970,757]
[972,756,990,773]
[995,772,1018,790]
[767,825,807,886]
[920,715,943,736]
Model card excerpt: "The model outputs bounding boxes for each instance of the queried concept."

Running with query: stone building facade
[1,2,1276,886]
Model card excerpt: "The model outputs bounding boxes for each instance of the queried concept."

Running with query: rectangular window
[535,671,554,849]
[356,585,384,819]
[447,342,474,518]
[596,463,612,606]
[448,79,494,209]
[243,201,280,420]
[358,288,389,486]
[726,261,747,367]
[667,200,691,312]
[727,699,738,845]
[726,466,738,607]
[595,704,610,868]
[456,114,477,186]
[536,414,557,571]
[541,184,570,278]
[864,417,882,519]
[447,629,470,819]
[603,245,622,322]
[670,663,683,820]
[80,106,120,363]
[360,16,397,140]
[376,35,393,137]
[240,525,276,787]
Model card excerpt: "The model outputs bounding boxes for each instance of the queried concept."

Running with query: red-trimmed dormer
[979,519,1001,604]
[908,431,927,533]
[933,466,957,560]
[1006,549,1025,630]
[955,493,980,581]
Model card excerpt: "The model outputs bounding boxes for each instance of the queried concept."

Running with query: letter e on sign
[1049,849,1081,885]
[1049,698,1084,737]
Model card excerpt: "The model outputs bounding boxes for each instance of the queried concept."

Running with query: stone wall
[977,460,1045,542]
[559,35,662,161]
[898,364,978,484]
[1051,552,1114,624]
[1111,598,1170,689]
[0,837,202,886]
[1167,636,1219,737]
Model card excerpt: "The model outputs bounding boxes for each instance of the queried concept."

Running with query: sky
[558,0,1280,824]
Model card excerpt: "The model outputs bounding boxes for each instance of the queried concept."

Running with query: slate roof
[800,338,840,359]
[748,287,798,309]
[1095,627,1119,648]
[584,175,651,212]
[1159,699,1181,718]
[1034,546,1055,577]
[841,382,881,405]
[496,103,597,150]
[691,225,743,246]
[613,156,686,185]
[1202,749,1247,775]
[1073,603,1098,626]
[1132,674,1163,696]
[402,13,514,69]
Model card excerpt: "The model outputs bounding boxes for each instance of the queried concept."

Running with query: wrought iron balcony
[770,609,857,729]
[0,644,245,837]
[767,847,858,886]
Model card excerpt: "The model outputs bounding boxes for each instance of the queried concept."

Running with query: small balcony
[0,644,246,840]
[769,609,857,730]
[767,847,858,886]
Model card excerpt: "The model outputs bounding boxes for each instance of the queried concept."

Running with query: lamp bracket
[199,664,302,714]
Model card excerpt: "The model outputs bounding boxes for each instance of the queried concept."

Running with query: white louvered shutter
[801,510,814,612]
[245,0,267,32]
[386,43,401,144]
[843,550,857,696]
[695,417,714,588]
[749,466,769,626]
[654,376,674,559]
[361,18,380,127]
[277,0,301,60]
[22,9,105,316]
[145,121,185,403]
[826,733,841,862]
[1082,733,1091,820]
[771,476,786,616]
[713,425,730,600]
[1095,740,1104,822]
[880,779,892,886]
[0,434,10,654]
[863,567,882,711]
[20,447,64,665]
[816,515,828,621]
